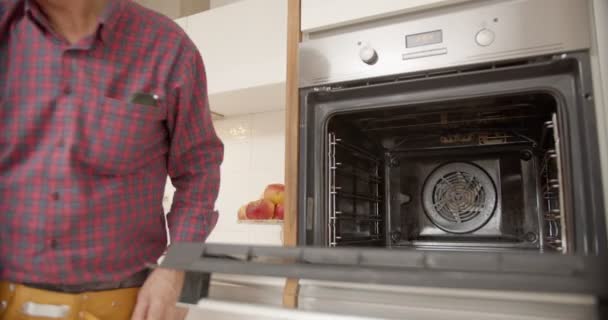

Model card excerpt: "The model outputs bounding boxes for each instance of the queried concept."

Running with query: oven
[300,54,606,254]
[298,0,606,256]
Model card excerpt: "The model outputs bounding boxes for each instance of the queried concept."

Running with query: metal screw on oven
[520,150,533,161]
[524,232,538,243]
[1,300,7,310]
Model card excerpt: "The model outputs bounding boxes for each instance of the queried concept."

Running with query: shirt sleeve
[165,38,223,243]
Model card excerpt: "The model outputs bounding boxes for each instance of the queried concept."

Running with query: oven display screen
[406,30,443,48]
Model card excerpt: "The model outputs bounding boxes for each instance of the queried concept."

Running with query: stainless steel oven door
[161,243,608,320]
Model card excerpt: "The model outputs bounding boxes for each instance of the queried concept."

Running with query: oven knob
[359,45,378,65]
[475,28,495,47]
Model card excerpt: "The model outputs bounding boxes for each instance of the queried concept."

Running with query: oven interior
[326,92,567,253]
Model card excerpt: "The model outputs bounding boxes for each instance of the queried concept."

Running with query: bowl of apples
[238,184,285,223]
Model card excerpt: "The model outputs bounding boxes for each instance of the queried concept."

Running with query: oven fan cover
[422,162,497,234]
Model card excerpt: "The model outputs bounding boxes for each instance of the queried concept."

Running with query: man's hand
[131,268,189,320]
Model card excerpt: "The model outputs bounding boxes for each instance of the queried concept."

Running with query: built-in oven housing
[299,52,606,257]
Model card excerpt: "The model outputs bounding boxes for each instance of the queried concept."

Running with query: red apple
[246,199,275,220]
[238,204,248,220]
[263,184,285,205]
[274,203,285,220]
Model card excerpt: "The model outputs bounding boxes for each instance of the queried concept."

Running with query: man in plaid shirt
[0,0,223,319]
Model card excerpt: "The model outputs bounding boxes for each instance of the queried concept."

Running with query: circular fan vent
[422,162,497,234]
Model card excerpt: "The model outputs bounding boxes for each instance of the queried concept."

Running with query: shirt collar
[24,0,125,45]
[98,0,125,44]
[24,0,51,31]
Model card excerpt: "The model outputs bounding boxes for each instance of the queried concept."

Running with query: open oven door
[160,243,608,320]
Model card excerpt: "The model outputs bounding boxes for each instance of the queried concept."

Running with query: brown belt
[0,282,140,320]
[23,269,150,294]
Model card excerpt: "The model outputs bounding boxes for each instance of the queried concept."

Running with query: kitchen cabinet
[301,0,472,33]
[174,16,189,32]
[183,0,287,116]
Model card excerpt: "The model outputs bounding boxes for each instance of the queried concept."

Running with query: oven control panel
[300,0,591,87]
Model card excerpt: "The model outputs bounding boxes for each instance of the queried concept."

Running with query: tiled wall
[163,110,285,245]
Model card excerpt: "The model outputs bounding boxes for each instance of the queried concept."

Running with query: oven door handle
[159,243,608,304]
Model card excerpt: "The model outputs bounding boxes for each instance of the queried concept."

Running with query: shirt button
[49,239,58,249]
[63,85,71,95]
[51,192,60,201]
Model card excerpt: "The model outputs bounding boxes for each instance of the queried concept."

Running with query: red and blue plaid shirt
[0,0,223,284]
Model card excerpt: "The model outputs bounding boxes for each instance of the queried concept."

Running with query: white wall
[163,110,285,245]
[181,0,210,16]
[137,0,179,18]
[210,0,243,9]
[136,0,209,18]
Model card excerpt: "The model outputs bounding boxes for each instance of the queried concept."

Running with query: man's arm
[131,36,223,320]
[165,39,224,244]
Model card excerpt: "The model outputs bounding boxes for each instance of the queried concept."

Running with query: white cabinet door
[174,16,189,33]
[301,0,472,33]
[187,0,287,99]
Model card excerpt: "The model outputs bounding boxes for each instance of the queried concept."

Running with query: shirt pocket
[74,95,169,176]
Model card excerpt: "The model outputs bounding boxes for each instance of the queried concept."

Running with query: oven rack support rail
[159,243,608,305]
